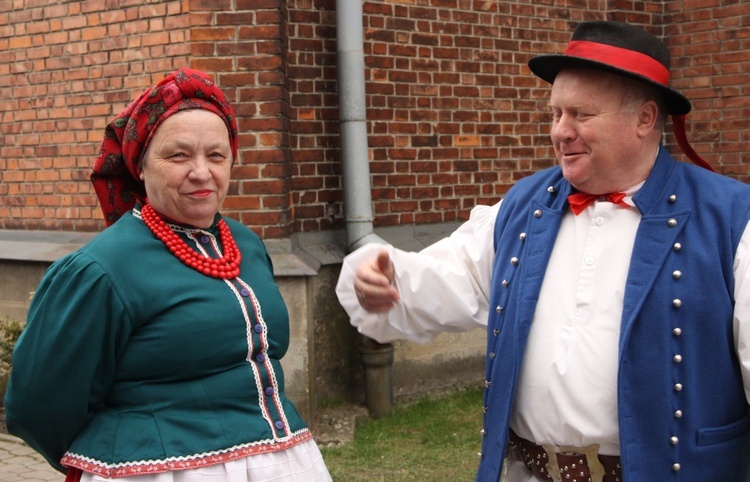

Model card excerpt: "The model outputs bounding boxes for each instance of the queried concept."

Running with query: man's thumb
[376,250,393,279]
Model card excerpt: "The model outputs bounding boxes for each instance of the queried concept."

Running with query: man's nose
[551,115,576,143]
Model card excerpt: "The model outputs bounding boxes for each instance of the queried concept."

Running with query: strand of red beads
[141,202,242,279]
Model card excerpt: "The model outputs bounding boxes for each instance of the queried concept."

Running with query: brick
[191,27,236,41]
[238,25,281,40]
[222,195,262,210]
[81,26,107,41]
[191,0,234,10]
[1,1,748,236]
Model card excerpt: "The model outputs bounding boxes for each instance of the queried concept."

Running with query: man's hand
[353,250,400,312]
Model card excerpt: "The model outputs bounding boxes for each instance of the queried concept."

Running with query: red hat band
[565,41,671,87]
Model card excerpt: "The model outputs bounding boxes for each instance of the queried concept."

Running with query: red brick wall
[190,0,295,239]
[358,1,600,227]
[664,0,750,182]
[1,0,748,237]
[0,0,191,232]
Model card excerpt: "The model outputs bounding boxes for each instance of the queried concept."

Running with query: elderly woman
[4,68,332,482]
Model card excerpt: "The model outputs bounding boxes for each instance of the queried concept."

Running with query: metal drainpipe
[335,0,393,419]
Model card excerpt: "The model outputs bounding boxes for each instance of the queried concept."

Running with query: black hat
[528,21,691,116]
[528,21,713,171]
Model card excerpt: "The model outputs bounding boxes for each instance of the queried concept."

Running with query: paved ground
[0,433,59,481]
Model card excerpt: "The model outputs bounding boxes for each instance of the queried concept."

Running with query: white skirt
[80,439,332,482]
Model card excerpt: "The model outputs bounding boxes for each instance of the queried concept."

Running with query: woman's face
[139,109,233,228]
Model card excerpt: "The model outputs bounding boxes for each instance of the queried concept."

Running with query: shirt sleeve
[335,202,500,344]
[3,252,131,472]
[733,221,750,403]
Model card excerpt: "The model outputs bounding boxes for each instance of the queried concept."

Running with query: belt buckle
[542,442,605,482]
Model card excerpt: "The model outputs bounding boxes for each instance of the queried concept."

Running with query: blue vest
[477,148,750,481]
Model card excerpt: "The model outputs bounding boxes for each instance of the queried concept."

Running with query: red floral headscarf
[91,68,239,226]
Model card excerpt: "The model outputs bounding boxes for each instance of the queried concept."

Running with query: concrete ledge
[0,229,329,276]
[0,222,462,276]
[371,221,463,251]
[0,230,97,263]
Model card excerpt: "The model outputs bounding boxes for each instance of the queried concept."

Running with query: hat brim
[528,54,692,115]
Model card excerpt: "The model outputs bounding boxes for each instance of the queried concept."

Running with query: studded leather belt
[508,429,622,482]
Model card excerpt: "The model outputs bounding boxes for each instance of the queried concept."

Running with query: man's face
[549,69,645,194]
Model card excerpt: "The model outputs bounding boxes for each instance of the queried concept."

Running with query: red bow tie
[567,191,629,215]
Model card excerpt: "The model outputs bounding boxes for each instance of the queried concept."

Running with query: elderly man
[336,21,750,481]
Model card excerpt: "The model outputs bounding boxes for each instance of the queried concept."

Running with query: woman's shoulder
[86,210,148,246]
[49,212,166,281]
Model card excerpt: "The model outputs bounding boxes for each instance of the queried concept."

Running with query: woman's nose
[188,157,212,181]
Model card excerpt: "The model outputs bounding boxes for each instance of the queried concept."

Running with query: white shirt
[336,194,750,481]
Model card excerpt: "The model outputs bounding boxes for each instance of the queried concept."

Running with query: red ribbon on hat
[672,114,713,171]
[565,41,671,86]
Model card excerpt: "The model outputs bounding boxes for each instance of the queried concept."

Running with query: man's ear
[636,100,659,137]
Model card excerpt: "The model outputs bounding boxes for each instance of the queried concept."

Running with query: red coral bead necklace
[141,201,242,279]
